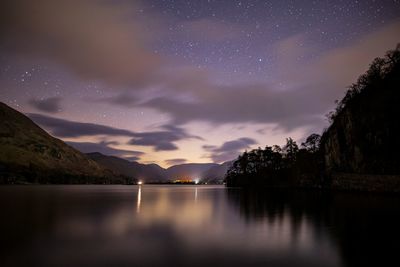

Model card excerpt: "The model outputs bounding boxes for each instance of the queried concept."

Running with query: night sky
[1,0,399,167]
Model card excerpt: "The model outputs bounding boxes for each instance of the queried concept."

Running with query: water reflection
[226,189,400,267]
[136,185,141,213]
[0,185,399,267]
[225,189,340,266]
[135,186,214,229]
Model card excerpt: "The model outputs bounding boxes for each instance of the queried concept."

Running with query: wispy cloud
[128,125,203,151]
[28,97,62,113]
[0,0,164,88]
[203,137,257,163]
[29,113,136,138]
[29,113,201,152]
[67,141,143,161]
[164,158,187,166]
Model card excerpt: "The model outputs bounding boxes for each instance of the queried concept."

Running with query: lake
[0,185,399,267]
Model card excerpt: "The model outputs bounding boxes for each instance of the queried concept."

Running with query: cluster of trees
[326,44,400,123]
[225,134,322,187]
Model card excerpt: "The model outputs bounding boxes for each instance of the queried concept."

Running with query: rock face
[0,102,127,184]
[321,45,400,191]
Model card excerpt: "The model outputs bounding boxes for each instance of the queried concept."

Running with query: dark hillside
[0,103,130,184]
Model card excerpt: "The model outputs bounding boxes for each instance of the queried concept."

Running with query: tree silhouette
[301,134,321,153]
[283,138,299,164]
[329,44,400,121]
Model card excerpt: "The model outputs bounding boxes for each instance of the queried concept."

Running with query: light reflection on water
[136,185,141,213]
[0,185,399,267]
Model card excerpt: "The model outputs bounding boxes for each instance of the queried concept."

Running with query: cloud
[141,83,327,130]
[203,137,257,163]
[164,158,187,166]
[28,97,62,113]
[28,113,201,151]
[101,22,399,132]
[128,125,203,151]
[183,18,243,41]
[311,21,400,89]
[275,21,400,100]
[123,156,142,162]
[67,141,143,161]
[0,0,163,88]
[131,21,400,133]
[100,93,139,107]
[5,0,399,136]
[95,54,327,132]
[29,113,136,138]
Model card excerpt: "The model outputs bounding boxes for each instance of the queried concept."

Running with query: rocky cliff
[321,45,400,191]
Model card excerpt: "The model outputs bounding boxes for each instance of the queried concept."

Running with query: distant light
[194,179,199,184]
[138,181,143,185]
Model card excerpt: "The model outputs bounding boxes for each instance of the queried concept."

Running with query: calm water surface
[0,185,399,267]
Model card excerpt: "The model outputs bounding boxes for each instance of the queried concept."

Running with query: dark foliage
[225,135,323,187]
[326,44,400,123]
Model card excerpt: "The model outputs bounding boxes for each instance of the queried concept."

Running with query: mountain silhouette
[0,102,129,184]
